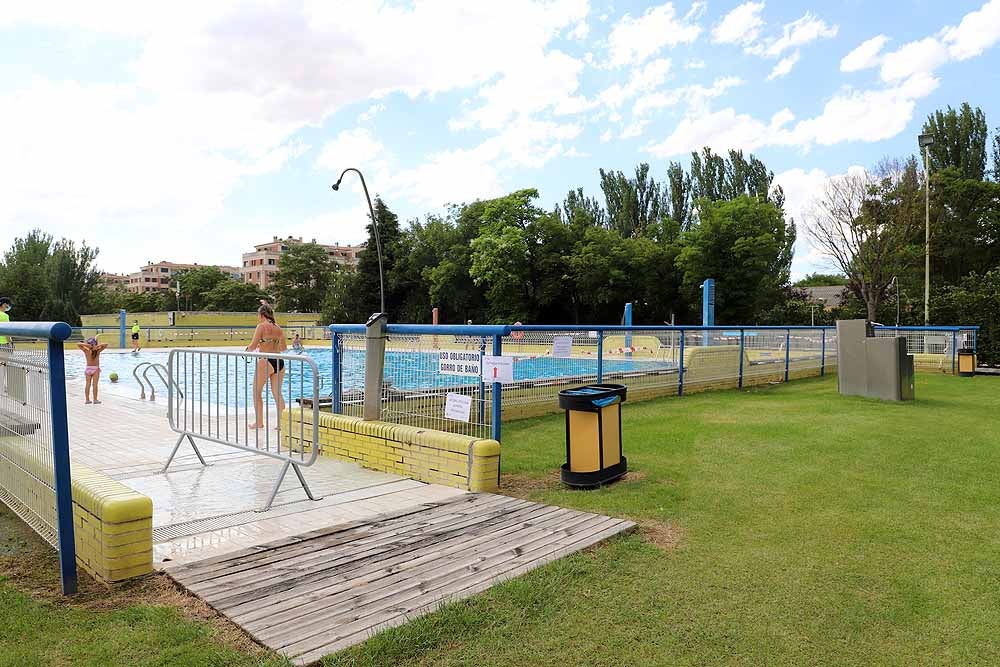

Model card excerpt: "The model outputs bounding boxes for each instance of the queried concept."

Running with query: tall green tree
[992,128,1000,181]
[560,187,607,230]
[689,148,784,209]
[665,161,692,232]
[921,103,989,181]
[271,242,337,313]
[202,280,270,312]
[345,197,405,320]
[173,266,231,311]
[0,230,53,321]
[677,196,795,323]
[598,163,665,239]
[794,273,848,287]
[44,238,102,324]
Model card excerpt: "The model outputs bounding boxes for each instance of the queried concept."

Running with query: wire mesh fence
[70,325,332,347]
[0,323,76,594]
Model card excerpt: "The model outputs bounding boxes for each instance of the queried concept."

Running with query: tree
[201,280,270,312]
[807,160,922,322]
[0,230,53,321]
[677,196,795,323]
[560,188,607,230]
[44,238,102,324]
[992,128,1000,181]
[174,266,231,311]
[271,242,337,313]
[921,103,989,181]
[794,273,848,287]
[929,167,1000,283]
[599,163,665,239]
[689,147,784,209]
[665,161,692,232]
[345,197,404,320]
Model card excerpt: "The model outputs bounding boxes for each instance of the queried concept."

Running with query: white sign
[481,355,515,383]
[588,330,598,339]
[444,392,473,422]
[552,335,573,358]
[438,350,481,377]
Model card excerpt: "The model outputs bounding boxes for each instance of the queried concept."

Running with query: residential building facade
[241,236,364,289]
[126,261,242,294]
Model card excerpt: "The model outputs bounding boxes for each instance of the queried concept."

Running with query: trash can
[558,383,627,488]
[958,348,976,377]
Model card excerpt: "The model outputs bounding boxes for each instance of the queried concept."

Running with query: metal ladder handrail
[132,362,155,399]
[143,363,183,401]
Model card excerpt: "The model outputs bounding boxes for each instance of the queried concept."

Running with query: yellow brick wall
[283,410,500,493]
[0,437,152,582]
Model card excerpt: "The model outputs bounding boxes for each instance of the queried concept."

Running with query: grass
[2,373,999,665]
[323,373,1000,667]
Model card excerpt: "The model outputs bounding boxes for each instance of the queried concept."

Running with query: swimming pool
[64,347,672,400]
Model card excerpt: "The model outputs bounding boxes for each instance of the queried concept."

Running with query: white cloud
[600,129,614,143]
[633,77,743,118]
[711,1,765,46]
[598,58,672,109]
[646,107,794,157]
[767,51,800,80]
[568,20,590,39]
[756,12,838,57]
[607,2,701,67]
[357,103,385,122]
[941,0,1000,60]
[840,35,889,72]
[685,58,706,69]
[315,128,388,174]
[877,1,1000,81]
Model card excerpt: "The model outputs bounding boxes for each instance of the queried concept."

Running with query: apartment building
[126,261,242,294]
[241,236,364,289]
[99,272,129,289]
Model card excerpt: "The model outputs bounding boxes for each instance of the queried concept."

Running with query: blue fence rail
[0,321,77,595]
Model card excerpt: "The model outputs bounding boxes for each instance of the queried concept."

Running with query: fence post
[119,309,126,348]
[46,328,78,595]
[478,337,487,426]
[820,328,826,377]
[678,328,685,396]
[331,332,341,414]
[491,335,503,481]
[952,331,957,375]
[784,329,791,382]
[596,331,604,383]
[738,329,745,389]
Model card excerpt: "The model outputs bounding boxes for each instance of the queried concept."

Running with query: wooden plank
[224,501,566,622]
[186,496,531,598]
[271,512,618,653]
[177,494,522,586]
[235,503,576,631]
[290,517,635,665]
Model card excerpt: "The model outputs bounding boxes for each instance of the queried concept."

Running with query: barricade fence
[70,325,331,347]
[0,322,77,594]
[871,326,977,373]
[165,348,321,510]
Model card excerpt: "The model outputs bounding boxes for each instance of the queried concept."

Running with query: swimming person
[77,337,109,404]
[291,332,303,353]
[245,303,286,429]
[131,320,141,353]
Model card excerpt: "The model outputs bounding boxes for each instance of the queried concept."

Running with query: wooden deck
[168,493,635,665]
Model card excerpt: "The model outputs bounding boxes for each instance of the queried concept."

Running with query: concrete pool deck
[65,381,465,568]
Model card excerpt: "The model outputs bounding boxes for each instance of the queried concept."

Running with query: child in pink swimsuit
[77,337,109,404]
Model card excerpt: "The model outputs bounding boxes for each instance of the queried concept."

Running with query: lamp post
[331,168,385,314]
[918,133,934,325]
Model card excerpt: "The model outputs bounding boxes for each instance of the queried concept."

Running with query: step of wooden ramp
[167,492,635,665]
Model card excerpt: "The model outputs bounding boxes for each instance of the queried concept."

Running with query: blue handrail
[0,321,77,595]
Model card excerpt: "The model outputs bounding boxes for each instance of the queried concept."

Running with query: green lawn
[2,374,999,666]
[324,374,1000,667]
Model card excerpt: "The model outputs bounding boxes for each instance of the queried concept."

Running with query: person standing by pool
[0,297,12,351]
[77,337,108,404]
[246,302,286,429]
[291,332,303,353]
[131,320,141,353]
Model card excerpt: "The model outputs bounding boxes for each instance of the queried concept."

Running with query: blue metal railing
[0,321,77,595]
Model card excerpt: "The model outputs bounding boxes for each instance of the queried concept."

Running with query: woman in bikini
[246,303,286,429]
[77,337,109,404]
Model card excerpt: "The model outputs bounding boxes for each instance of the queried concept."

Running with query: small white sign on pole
[588,330,599,339]
[552,335,573,358]
[438,350,482,377]
[481,355,515,383]
[444,392,473,422]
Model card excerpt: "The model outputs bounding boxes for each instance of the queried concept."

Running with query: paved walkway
[66,381,463,567]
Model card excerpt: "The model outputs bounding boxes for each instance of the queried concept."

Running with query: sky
[2,0,999,280]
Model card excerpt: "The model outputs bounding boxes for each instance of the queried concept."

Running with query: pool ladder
[133,362,184,402]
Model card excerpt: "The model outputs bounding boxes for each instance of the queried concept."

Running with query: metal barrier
[872,325,979,373]
[165,349,321,511]
[71,325,332,347]
[0,322,77,594]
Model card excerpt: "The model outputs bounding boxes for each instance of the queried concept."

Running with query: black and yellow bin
[958,348,976,377]
[558,383,627,488]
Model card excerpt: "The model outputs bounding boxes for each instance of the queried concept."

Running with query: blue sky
[2,1,998,279]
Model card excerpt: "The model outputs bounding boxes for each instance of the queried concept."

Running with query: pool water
[64,348,672,401]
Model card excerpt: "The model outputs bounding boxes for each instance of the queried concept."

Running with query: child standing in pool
[245,303,286,429]
[77,337,109,404]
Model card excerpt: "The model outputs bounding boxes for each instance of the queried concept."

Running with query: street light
[918,133,934,325]
[331,168,385,314]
